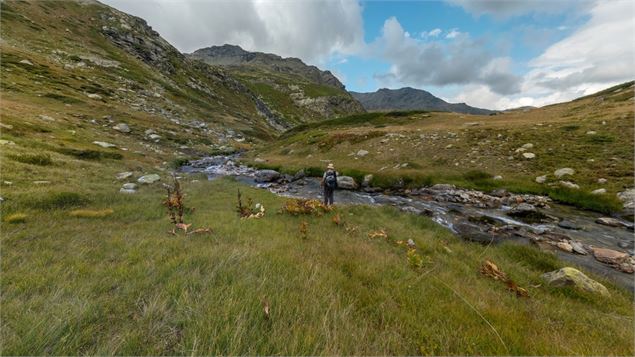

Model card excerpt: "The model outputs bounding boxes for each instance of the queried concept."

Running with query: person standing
[321,163,337,206]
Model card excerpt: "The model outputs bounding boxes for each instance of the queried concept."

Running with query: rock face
[255,169,280,183]
[336,176,359,190]
[137,174,160,184]
[350,87,495,115]
[541,267,610,296]
[189,44,346,89]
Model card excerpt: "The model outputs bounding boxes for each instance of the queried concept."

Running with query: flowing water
[182,156,635,290]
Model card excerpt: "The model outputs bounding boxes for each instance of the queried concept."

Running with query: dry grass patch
[4,213,27,224]
[68,208,114,218]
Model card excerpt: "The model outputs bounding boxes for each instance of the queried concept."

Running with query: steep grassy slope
[189,45,365,126]
[0,0,314,146]
[247,82,635,212]
[2,177,633,355]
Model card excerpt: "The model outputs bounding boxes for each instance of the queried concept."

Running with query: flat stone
[591,247,629,265]
[554,168,575,178]
[356,149,369,157]
[559,181,579,189]
[556,242,573,253]
[116,171,133,180]
[19,59,34,66]
[122,183,137,190]
[596,217,625,227]
[522,152,535,159]
[137,174,160,184]
[521,143,534,149]
[570,241,588,255]
[93,141,116,148]
[113,123,131,133]
[86,93,102,99]
[558,220,581,230]
[535,175,547,184]
[597,178,608,184]
[119,188,136,194]
[493,175,503,180]
[591,188,606,195]
[254,158,265,163]
[541,267,609,296]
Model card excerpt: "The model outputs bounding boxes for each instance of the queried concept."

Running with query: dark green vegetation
[2,178,633,355]
[249,82,634,213]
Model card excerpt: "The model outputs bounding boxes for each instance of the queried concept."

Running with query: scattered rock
[255,169,280,183]
[493,175,503,180]
[122,183,137,190]
[570,241,588,255]
[591,247,629,266]
[113,123,131,133]
[116,171,133,180]
[559,181,579,189]
[137,174,160,184]
[597,178,607,184]
[291,169,305,182]
[148,134,161,140]
[337,176,359,190]
[430,184,456,191]
[522,152,535,159]
[0,139,15,146]
[38,114,55,121]
[254,158,265,163]
[507,203,549,223]
[356,149,369,157]
[591,188,606,195]
[541,267,609,296]
[558,220,581,230]
[93,141,116,148]
[362,174,373,188]
[617,189,635,210]
[535,175,547,184]
[556,241,573,253]
[454,222,497,244]
[19,59,34,66]
[554,168,575,178]
[521,143,534,149]
[595,217,628,228]
[86,93,102,99]
[586,131,597,135]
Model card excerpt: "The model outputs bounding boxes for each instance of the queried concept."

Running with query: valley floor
[1,177,634,355]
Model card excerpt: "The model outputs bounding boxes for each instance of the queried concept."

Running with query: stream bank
[182,156,635,291]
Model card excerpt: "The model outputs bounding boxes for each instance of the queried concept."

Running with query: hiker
[321,163,337,206]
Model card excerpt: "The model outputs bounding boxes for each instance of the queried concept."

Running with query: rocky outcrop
[189,44,346,89]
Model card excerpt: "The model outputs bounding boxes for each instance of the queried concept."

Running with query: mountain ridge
[351,87,496,115]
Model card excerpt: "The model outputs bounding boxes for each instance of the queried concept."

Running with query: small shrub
[56,148,122,160]
[586,134,615,144]
[4,213,27,224]
[69,209,113,218]
[9,153,52,166]
[34,192,89,209]
[280,198,331,215]
[164,175,185,224]
[169,157,190,169]
[463,170,492,182]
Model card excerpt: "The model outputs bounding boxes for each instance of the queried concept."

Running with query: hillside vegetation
[248,82,635,213]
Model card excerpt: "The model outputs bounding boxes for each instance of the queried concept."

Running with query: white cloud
[371,17,520,95]
[101,0,364,65]
[445,28,461,39]
[422,28,442,38]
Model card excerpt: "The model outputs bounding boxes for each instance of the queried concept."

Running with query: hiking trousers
[324,187,334,206]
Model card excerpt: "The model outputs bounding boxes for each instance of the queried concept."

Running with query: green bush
[56,148,122,160]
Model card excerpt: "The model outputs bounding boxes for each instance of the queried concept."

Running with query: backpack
[325,170,337,189]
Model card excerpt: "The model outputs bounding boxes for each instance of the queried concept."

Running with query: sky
[102,0,635,110]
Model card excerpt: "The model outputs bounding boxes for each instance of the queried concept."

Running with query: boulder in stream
[255,169,280,183]
[337,176,359,190]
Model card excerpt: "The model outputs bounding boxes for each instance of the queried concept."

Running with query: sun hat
[327,163,334,169]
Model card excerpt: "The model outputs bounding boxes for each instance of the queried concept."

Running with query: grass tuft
[31,192,90,209]
[4,213,27,224]
[68,208,114,218]
[8,153,53,166]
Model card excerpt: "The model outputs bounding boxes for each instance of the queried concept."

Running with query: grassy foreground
[1,177,633,355]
